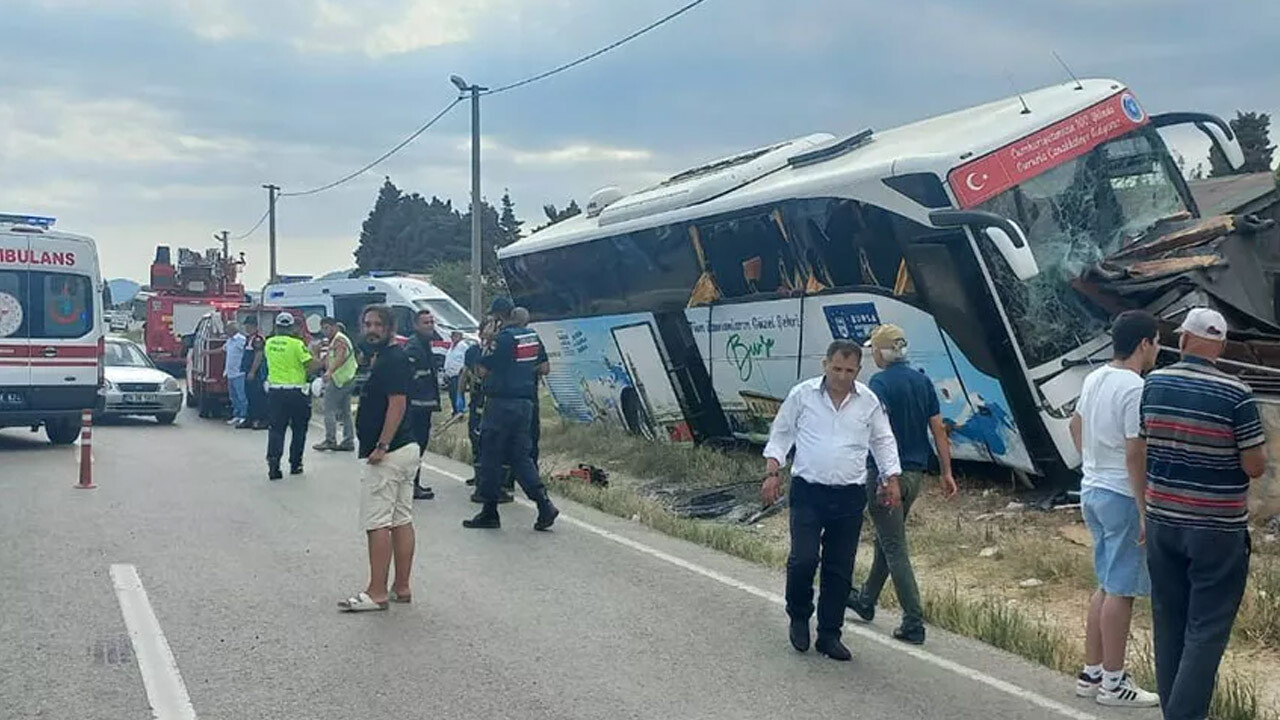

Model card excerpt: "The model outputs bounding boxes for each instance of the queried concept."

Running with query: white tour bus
[0,214,105,444]
[496,79,1250,483]
[263,273,479,355]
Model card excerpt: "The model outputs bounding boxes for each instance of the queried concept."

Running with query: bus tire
[45,418,79,445]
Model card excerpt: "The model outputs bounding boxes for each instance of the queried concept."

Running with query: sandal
[337,592,389,613]
[389,590,412,604]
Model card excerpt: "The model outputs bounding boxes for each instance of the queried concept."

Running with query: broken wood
[1109,215,1236,261]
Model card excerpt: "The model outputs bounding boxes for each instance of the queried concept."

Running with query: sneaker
[1096,674,1159,708]
[1074,672,1102,698]
[226,418,240,426]
[313,440,336,451]
[268,467,283,481]
[334,441,355,452]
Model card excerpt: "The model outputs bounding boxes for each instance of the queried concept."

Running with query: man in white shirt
[763,340,902,662]
[443,330,469,416]
[222,321,248,425]
[1068,310,1161,708]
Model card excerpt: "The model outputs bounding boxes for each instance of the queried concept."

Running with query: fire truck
[144,245,247,374]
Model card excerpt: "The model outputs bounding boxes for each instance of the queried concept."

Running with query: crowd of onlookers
[764,307,1264,720]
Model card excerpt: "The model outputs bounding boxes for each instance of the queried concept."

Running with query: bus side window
[698,212,797,299]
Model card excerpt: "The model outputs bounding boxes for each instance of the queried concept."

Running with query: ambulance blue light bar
[0,214,57,228]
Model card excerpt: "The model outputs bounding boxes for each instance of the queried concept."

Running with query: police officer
[404,309,443,500]
[463,298,559,531]
[264,312,317,480]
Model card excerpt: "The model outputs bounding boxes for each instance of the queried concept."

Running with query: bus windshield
[972,128,1189,368]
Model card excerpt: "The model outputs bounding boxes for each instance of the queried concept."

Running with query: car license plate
[123,393,156,404]
[0,391,25,409]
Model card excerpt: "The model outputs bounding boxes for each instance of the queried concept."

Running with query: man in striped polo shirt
[1140,307,1268,720]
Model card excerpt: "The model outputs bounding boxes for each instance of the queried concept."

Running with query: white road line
[109,564,198,720]
[424,461,1099,720]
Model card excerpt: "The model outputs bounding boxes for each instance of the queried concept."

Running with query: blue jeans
[227,374,248,419]
[447,375,466,414]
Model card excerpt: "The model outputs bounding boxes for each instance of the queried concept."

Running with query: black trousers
[785,478,867,642]
[468,401,482,472]
[477,397,547,506]
[1148,521,1251,720]
[409,406,432,486]
[266,388,311,468]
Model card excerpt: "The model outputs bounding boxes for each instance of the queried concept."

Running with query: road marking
[423,461,1099,720]
[109,564,198,720]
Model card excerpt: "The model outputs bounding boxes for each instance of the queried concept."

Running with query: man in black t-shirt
[337,304,420,614]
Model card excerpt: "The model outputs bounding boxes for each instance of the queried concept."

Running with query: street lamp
[452,75,489,319]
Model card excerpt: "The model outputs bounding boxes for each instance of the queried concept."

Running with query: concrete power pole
[216,230,229,259]
[262,184,280,284]
[451,75,488,318]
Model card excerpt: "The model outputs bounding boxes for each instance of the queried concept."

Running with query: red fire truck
[144,245,246,374]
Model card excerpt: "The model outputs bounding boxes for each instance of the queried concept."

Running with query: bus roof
[499,78,1128,260]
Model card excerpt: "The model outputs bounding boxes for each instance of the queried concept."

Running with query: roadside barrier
[74,410,95,490]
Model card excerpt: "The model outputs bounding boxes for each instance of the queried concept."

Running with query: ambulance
[0,214,105,444]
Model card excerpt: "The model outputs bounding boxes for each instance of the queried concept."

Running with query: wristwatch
[376,442,391,451]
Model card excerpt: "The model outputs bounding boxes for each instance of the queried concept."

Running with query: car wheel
[45,417,80,445]
[155,413,178,426]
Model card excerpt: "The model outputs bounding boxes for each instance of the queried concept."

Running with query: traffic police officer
[463,298,559,531]
[264,312,317,480]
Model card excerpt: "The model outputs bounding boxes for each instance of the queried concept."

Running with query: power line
[483,0,712,96]
[279,98,463,198]
[229,206,271,241]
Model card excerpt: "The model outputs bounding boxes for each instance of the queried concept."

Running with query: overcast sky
[3,0,1277,286]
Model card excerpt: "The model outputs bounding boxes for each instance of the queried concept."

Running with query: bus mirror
[1150,112,1246,172]
[984,226,1040,281]
[929,209,1040,280]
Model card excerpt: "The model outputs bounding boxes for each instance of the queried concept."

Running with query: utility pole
[451,75,488,318]
[262,184,280,284]
[216,230,229,259]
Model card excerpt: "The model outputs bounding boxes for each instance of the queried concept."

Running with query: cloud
[0,90,253,167]
[470,137,655,166]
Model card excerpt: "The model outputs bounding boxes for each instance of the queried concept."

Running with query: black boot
[534,499,560,531]
[463,504,501,529]
[290,463,304,475]
[414,485,435,500]
[268,464,283,481]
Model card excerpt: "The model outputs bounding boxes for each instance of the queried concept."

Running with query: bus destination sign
[948,91,1150,209]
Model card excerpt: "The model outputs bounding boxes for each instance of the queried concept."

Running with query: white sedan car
[99,337,183,424]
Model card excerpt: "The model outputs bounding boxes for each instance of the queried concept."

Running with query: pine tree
[354,177,403,270]
[1209,111,1276,177]
[498,190,523,246]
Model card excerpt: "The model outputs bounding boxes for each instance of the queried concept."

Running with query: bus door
[901,232,1036,472]
[609,321,688,442]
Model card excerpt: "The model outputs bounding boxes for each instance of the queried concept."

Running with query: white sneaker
[226,418,240,426]
[1074,672,1101,697]
[1096,674,1160,708]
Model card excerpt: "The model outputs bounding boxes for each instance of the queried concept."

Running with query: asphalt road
[0,410,1156,720]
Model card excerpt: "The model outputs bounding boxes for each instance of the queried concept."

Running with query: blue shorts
[1082,486,1150,598]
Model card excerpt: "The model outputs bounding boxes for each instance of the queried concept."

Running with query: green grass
[1237,558,1280,648]
[923,584,1074,672]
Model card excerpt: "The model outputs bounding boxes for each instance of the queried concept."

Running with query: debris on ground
[1057,524,1093,548]
[1018,578,1046,589]
[979,546,1002,559]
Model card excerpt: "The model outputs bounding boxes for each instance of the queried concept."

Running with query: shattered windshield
[974,129,1188,368]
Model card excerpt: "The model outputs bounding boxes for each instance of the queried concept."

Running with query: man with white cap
[1140,307,1267,720]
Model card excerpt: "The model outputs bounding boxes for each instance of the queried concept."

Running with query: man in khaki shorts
[338,305,421,613]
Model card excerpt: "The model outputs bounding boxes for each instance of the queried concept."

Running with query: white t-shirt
[1077,364,1144,497]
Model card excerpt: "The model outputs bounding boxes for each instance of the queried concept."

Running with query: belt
[268,384,306,391]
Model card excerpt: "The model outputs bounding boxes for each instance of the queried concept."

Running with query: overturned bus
[496,78,1280,515]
